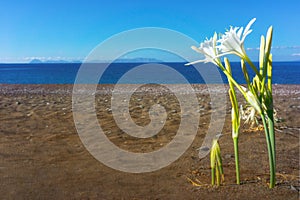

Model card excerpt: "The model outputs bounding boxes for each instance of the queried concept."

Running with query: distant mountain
[29,59,81,64]
[29,57,163,64]
[30,59,43,63]
[44,60,70,63]
[114,57,163,63]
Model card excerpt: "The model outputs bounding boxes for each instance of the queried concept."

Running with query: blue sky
[1,0,300,62]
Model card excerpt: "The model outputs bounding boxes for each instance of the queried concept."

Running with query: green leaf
[241,59,251,87]
[267,54,273,93]
[259,36,266,75]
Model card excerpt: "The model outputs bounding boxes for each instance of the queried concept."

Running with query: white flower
[186,33,222,66]
[240,85,262,114]
[241,105,258,126]
[217,18,256,58]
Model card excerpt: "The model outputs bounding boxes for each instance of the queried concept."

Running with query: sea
[0,62,299,84]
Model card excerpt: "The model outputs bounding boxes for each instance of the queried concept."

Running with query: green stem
[216,166,220,186]
[211,167,215,185]
[218,65,247,97]
[233,137,240,185]
[261,113,276,188]
[268,111,276,167]
[244,56,262,80]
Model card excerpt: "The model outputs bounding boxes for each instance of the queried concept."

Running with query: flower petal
[242,18,256,42]
[244,18,256,36]
[185,59,205,66]
[237,27,243,38]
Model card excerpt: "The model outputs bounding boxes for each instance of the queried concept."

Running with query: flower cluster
[186,18,256,67]
[187,18,276,188]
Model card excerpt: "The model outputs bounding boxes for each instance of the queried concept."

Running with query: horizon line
[0,60,300,64]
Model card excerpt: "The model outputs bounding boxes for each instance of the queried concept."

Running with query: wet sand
[0,84,299,199]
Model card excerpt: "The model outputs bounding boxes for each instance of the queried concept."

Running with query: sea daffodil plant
[187,18,276,188]
[225,58,241,185]
[210,139,224,186]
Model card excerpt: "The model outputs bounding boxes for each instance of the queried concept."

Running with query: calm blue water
[0,62,299,84]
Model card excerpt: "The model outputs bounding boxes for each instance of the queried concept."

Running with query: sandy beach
[0,84,299,199]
